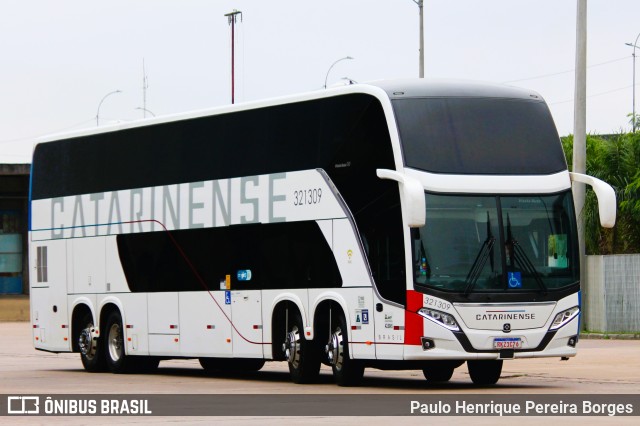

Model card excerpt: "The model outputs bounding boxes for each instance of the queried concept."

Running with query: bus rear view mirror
[376,169,426,227]
[570,172,617,228]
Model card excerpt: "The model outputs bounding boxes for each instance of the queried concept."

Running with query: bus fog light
[567,335,578,347]
[418,308,460,332]
[421,337,435,350]
[549,306,580,331]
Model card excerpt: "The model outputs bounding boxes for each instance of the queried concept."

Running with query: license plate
[493,337,522,349]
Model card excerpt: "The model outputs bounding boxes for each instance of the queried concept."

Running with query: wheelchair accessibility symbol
[508,272,522,288]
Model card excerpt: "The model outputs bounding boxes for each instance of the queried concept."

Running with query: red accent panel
[404,290,424,345]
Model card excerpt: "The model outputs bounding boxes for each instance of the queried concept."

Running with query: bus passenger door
[231,289,263,358]
[372,298,405,359]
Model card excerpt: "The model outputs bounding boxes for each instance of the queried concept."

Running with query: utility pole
[573,0,587,320]
[225,9,242,104]
[411,0,424,78]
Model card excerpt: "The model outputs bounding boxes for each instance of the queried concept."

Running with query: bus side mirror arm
[570,172,617,228]
[376,169,426,227]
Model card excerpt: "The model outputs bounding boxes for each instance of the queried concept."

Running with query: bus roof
[32,79,541,148]
[368,78,542,101]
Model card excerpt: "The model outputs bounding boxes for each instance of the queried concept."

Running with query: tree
[561,133,640,254]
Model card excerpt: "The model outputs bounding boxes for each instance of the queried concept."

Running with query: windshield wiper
[464,212,495,296]
[506,214,548,294]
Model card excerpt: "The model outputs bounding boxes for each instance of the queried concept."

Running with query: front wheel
[467,360,503,385]
[422,360,463,383]
[283,311,320,384]
[326,314,364,386]
[422,367,454,383]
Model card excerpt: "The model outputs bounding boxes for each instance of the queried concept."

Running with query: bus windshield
[413,191,579,293]
[392,97,567,175]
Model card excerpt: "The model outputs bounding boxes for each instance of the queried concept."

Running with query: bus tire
[467,360,503,385]
[104,310,134,374]
[422,366,454,383]
[78,313,106,372]
[327,314,364,386]
[284,311,320,384]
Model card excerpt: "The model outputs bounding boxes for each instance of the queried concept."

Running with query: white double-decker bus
[29,79,616,386]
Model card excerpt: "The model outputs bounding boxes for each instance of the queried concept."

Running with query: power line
[503,56,628,84]
[548,84,637,106]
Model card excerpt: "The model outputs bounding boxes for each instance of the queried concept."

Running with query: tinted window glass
[117,221,342,292]
[393,98,566,175]
[413,191,579,293]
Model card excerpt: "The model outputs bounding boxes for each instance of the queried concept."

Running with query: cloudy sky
[1,0,639,163]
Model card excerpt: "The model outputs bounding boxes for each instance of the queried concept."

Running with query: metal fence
[585,254,640,333]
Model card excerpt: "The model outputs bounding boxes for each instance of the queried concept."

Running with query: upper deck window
[392,97,567,175]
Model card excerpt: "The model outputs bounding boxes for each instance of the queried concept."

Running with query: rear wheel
[284,311,320,384]
[467,360,503,385]
[326,314,364,386]
[78,313,106,372]
[104,310,138,374]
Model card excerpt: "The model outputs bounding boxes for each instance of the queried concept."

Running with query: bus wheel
[326,314,364,386]
[422,367,454,383]
[467,360,503,385]
[422,360,460,383]
[104,311,133,374]
[78,313,106,372]
[283,311,320,384]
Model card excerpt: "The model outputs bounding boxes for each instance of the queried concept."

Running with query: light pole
[411,0,424,78]
[625,32,640,132]
[96,90,122,126]
[225,9,242,104]
[135,107,156,117]
[324,56,353,89]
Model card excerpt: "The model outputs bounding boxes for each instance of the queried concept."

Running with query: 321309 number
[293,188,322,206]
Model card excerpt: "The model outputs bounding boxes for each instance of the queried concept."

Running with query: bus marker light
[207,325,215,329]
[366,341,372,346]
[128,337,132,342]
[64,337,68,341]
[174,338,179,343]
[126,324,133,329]
[226,338,231,343]
[61,325,67,328]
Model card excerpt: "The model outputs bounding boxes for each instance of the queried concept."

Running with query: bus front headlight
[418,308,460,332]
[549,306,580,331]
